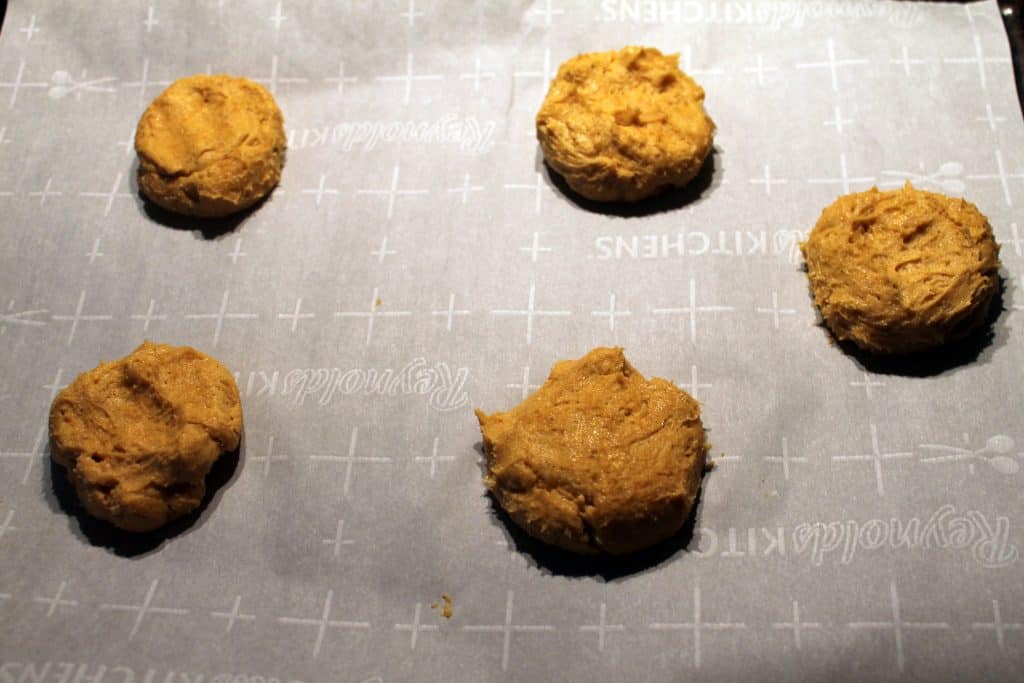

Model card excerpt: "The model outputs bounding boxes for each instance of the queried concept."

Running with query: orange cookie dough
[135,74,285,217]
[536,46,715,202]
[50,342,242,532]
[475,347,706,555]
[801,184,1001,354]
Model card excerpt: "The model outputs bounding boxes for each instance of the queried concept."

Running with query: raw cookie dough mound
[801,184,1001,354]
[49,341,243,532]
[475,347,706,555]
[536,46,715,203]
[135,74,285,218]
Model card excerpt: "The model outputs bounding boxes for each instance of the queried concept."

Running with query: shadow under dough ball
[475,347,707,555]
[801,184,1001,354]
[135,74,285,218]
[49,341,242,532]
[536,46,715,203]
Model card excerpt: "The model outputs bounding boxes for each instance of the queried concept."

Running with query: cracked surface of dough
[536,46,714,202]
[49,341,242,532]
[135,74,285,217]
[801,184,1000,354]
[475,347,706,555]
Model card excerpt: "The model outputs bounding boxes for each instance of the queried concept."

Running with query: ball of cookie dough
[135,74,285,218]
[475,347,706,555]
[536,46,715,203]
[801,184,1001,354]
[49,341,242,532]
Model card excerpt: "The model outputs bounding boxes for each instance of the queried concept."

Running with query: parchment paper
[1,1,1023,681]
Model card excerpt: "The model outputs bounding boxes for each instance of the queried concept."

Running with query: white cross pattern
[324,62,358,95]
[53,290,113,346]
[490,283,571,345]
[277,589,370,659]
[772,600,822,650]
[184,289,259,347]
[462,590,555,672]
[506,365,541,401]
[0,125,10,147]
[504,172,551,216]
[99,579,190,640]
[652,278,734,344]
[519,231,553,262]
[795,37,869,92]
[86,238,104,264]
[78,171,133,217]
[33,581,79,617]
[210,595,256,633]
[356,164,429,220]
[308,427,392,497]
[891,46,925,77]
[680,46,724,78]
[226,237,245,264]
[459,56,496,92]
[1,299,48,335]
[335,286,412,346]
[301,173,339,207]
[415,436,455,479]
[765,437,807,481]
[447,173,484,203]
[972,599,1023,652]
[143,6,159,32]
[371,236,398,263]
[1005,223,1023,257]
[20,14,42,41]
[824,105,854,135]
[322,519,355,558]
[0,368,64,483]
[528,0,564,26]
[269,1,287,36]
[649,584,747,668]
[28,177,61,206]
[399,0,425,26]
[848,580,950,672]
[375,53,443,105]
[395,602,439,650]
[0,510,18,542]
[743,54,778,86]
[591,293,631,333]
[756,291,797,329]
[278,297,315,333]
[256,54,308,95]
[833,423,913,496]
[122,58,172,107]
[0,59,49,109]
[967,149,1024,207]
[750,163,788,195]
[944,34,1010,90]
[977,103,1007,131]
[130,299,167,332]
[250,435,289,477]
[580,603,625,652]
[431,293,470,332]
[678,365,711,398]
[807,153,875,194]
[513,47,554,88]
[850,370,885,399]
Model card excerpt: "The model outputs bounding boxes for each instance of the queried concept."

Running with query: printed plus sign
[808,153,875,194]
[356,164,429,220]
[399,0,425,26]
[277,589,370,659]
[210,595,256,633]
[678,365,711,398]
[447,173,484,203]
[977,103,1007,131]
[33,581,79,617]
[490,283,571,345]
[395,603,439,650]
[250,435,290,477]
[123,58,172,107]
[649,584,747,669]
[848,581,950,672]
[29,177,61,205]
[756,291,796,329]
[680,45,724,78]
[52,290,113,345]
[850,371,885,399]
[116,130,135,157]
[944,34,1010,90]
[431,293,470,332]
[891,46,925,76]
[85,238,104,264]
[580,603,625,653]
[277,298,315,333]
[322,519,355,558]
[506,365,541,401]
[742,54,778,85]
[183,289,259,347]
[20,14,42,41]
[0,368,64,482]
[0,510,18,542]
[513,48,554,88]
[504,172,551,215]
[268,1,287,35]
[771,600,822,650]
[301,173,339,207]
[833,423,912,497]
[519,232,552,261]
[143,6,159,32]
[370,236,398,263]
[823,105,854,135]
[324,62,358,95]
[652,278,734,344]
[795,37,869,92]
[765,437,807,481]
[256,54,308,95]
[529,0,564,26]
[99,579,190,640]
[0,299,49,335]
[460,56,496,92]
[1004,222,1023,257]
[226,237,246,264]
[749,164,788,195]
[79,171,133,217]
[972,599,1023,652]
[591,293,631,333]
[375,53,443,105]
[308,427,392,497]
[0,59,49,109]
[335,286,412,346]
[967,149,1024,207]
[0,125,10,147]
[463,591,555,672]
[130,299,167,332]
[415,436,455,479]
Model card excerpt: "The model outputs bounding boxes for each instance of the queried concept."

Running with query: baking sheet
[1,1,1023,680]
